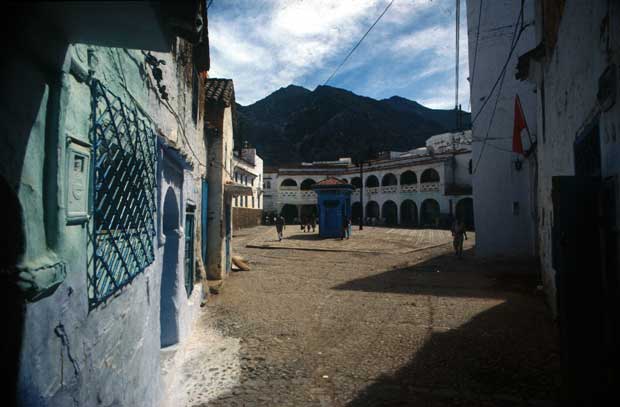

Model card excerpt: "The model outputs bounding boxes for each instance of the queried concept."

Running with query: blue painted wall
[2,37,203,407]
[315,189,352,238]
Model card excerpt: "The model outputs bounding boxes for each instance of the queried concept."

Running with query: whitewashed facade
[264,131,474,227]
[233,147,264,210]
[466,0,538,257]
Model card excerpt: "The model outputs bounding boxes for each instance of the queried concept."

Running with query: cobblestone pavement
[244,226,454,254]
[191,226,560,406]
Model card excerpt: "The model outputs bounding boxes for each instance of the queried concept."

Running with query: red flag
[513,95,528,155]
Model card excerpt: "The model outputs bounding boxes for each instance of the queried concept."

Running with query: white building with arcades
[263,131,474,229]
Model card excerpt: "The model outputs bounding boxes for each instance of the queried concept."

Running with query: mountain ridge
[235,85,471,167]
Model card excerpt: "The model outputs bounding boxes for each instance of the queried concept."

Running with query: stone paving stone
[173,226,560,406]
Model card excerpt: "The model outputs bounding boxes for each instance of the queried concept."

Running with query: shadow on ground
[284,233,327,241]
[338,250,561,406]
[347,302,560,406]
[333,249,542,299]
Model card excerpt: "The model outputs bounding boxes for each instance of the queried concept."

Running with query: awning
[224,182,253,196]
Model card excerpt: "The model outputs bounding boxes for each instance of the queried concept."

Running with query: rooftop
[205,78,235,106]
[315,177,348,186]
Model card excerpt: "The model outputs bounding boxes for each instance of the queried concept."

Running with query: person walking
[451,217,468,258]
[341,214,349,240]
[310,214,316,233]
[275,214,286,241]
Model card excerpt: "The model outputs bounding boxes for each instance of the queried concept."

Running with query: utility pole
[359,161,364,230]
[455,0,460,130]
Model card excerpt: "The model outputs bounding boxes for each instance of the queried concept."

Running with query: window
[88,80,157,308]
[184,208,195,297]
[252,197,255,208]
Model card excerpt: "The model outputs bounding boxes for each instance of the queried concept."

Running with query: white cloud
[208,0,470,107]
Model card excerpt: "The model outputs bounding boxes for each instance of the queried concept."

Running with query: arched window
[365,201,380,218]
[381,173,397,186]
[351,177,362,189]
[300,179,316,190]
[365,175,379,188]
[381,200,398,225]
[420,199,440,226]
[400,200,418,226]
[420,168,440,183]
[400,171,417,185]
[280,178,298,188]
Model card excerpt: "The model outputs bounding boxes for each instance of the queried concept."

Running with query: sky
[208,0,470,109]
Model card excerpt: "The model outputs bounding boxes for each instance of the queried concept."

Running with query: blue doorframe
[201,180,208,265]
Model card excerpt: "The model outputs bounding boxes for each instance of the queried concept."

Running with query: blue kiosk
[311,177,354,238]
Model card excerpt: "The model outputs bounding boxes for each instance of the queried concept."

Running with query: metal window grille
[88,79,158,308]
[184,210,195,297]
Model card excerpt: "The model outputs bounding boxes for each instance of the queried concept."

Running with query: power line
[323,0,395,86]
[469,0,484,88]
[472,2,527,174]
[470,6,526,128]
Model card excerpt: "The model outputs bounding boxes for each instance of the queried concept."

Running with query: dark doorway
[400,200,418,226]
[455,198,474,230]
[420,199,440,227]
[365,201,379,220]
[352,202,362,224]
[382,200,398,225]
[161,187,180,347]
[281,204,298,224]
[300,204,317,219]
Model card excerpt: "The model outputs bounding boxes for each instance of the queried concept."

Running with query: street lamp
[354,146,375,231]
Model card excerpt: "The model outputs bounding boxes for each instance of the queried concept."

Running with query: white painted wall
[534,0,620,314]
[206,105,234,280]
[263,151,472,225]
[466,0,537,257]
[232,150,264,210]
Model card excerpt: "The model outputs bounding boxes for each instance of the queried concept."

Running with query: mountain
[235,85,471,167]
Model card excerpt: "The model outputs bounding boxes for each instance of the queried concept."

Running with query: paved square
[170,226,560,406]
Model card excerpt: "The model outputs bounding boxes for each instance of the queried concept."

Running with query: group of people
[300,215,317,233]
[273,214,317,242]
[274,212,468,256]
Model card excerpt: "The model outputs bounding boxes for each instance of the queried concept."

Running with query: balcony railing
[278,190,317,203]
[381,185,398,193]
[419,182,440,192]
[400,184,418,192]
